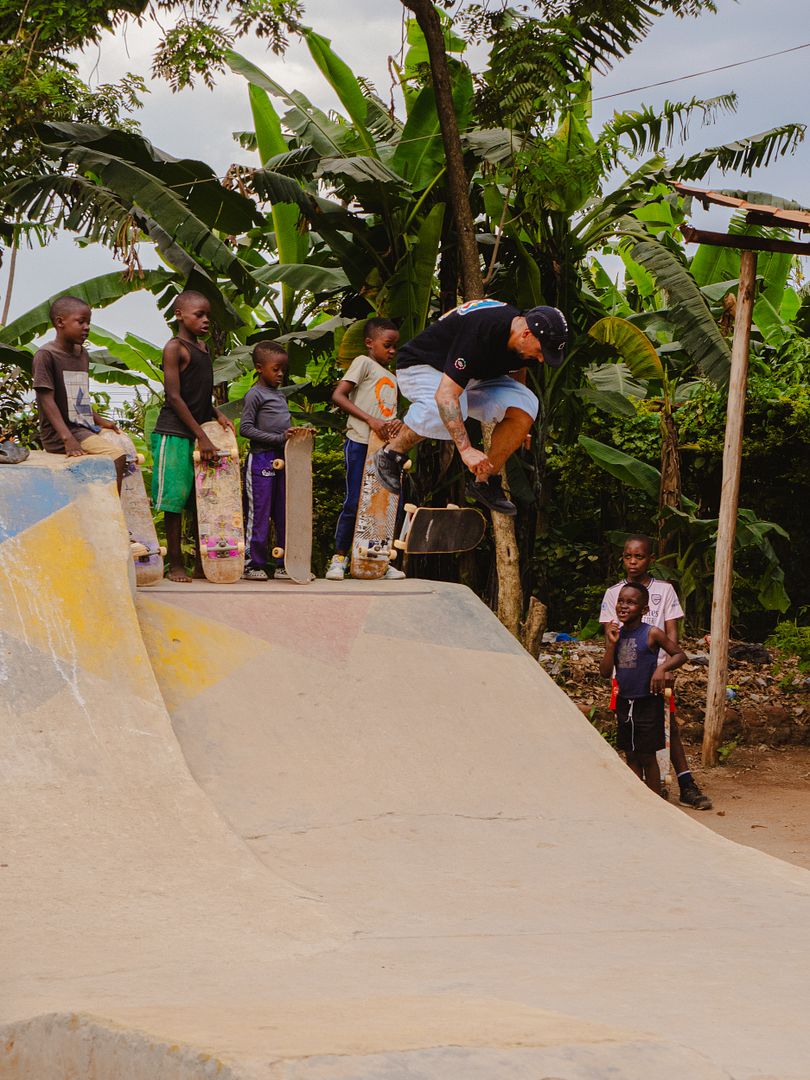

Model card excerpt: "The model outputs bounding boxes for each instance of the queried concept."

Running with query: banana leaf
[578,435,661,500]
[588,316,664,380]
[304,30,377,158]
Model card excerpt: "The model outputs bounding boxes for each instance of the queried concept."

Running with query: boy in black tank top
[151,291,235,582]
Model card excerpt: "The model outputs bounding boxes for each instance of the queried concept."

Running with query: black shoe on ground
[679,781,712,810]
[0,439,29,464]
[466,475,517,516]
[373,447,406,494]
[660,783,670,801]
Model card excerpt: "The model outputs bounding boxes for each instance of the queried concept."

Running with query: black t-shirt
[153,338,216,440]
[396,301,522,387]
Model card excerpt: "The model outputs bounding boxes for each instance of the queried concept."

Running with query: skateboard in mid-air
[193,420,245,584]
[393,502,486,557]
[100,428,164,587]
[350,433,411,580]
[270,427,314,584]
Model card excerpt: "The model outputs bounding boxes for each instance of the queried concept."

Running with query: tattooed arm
[435,375,492,478]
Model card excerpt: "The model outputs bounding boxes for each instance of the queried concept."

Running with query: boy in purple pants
[240,341,294,580]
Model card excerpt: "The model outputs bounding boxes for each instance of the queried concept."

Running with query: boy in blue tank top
[599,581,686,793]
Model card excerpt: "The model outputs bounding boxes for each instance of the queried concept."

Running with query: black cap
[524,306,569,367]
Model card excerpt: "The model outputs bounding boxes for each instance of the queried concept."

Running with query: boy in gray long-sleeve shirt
[241,341,294,579]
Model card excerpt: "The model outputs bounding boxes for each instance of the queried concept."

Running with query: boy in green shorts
[151,291,235,582]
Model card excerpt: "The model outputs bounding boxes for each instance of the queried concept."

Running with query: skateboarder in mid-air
[373,301,569,516]
[32,296,125,486]
[241,341,296,581]
[151,291,235,582]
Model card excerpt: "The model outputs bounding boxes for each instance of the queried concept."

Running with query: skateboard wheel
[136,453,145,466]
[192,450,201,463]
[272,546,284,558]
[403,502,417,513]
[273,459,284,470]
[229,450,239,460]
[446,502,459,510]
[393,539,406,551]
[160,546,167,557]
[237,541,246,554]
[389,551,398,562]
[403,459,412,472]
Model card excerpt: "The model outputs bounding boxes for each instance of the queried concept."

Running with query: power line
[592,42,810,103]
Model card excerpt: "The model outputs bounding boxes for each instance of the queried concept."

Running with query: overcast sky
[3,0,808,349]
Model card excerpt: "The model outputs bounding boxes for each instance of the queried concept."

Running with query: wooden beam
[702,249,757,767]
[680,225,810,256]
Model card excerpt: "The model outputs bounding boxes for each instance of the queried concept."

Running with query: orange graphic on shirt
[375,376,397,418]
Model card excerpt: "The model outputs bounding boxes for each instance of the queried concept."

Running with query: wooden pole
[702,249,757,766]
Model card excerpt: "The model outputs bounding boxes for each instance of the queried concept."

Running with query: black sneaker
[373,447,406,494]
[679,781,712,811]
[466,475,516,516]
[660,783,670,801]
[0,439,29,464]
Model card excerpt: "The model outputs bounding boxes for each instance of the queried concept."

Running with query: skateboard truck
[203,537,246,559]
[192,448,239,463]
[130,541,167,562]
[353,538,392,562]
[393,503,419,551]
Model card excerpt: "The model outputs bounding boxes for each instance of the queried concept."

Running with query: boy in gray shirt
[241,341,294,579]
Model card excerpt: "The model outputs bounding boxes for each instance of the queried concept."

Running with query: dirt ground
[672,744,810,870]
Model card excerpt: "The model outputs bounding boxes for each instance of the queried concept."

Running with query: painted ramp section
[140,578,810,1080]
[0,455,343,1076]
[1,456,809,1079]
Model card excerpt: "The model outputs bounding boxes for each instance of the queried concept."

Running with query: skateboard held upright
[193,420,245,584]
[270,427,313,584]
[351,433,411,580]
[101,428,164,587]
[393,503,486,557]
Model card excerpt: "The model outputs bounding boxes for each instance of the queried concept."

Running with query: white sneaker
[384,565,406,580]
[325,554,347,581]
[273,567,290,580]
[243,567,268,581]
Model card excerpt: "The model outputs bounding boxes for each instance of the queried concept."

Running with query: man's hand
[460,445,492,478]
[216,411,236,434]
[386,418,403,439]
[96,416,120,433]
[605,621,620,646]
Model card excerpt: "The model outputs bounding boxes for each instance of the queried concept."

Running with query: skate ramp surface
[3,455,810,1079]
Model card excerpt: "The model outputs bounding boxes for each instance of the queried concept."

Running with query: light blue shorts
[397,364,539,440]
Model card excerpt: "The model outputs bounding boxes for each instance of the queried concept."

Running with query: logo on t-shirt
[454,358,467,371]
[63,370,97,430]
[650,593,661,607]
[374,376,397,419]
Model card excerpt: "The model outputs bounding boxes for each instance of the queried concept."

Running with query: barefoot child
[600,581,686,793]
[600,534,712,809]
[325,317,406,581]
[151,291,235,582]
[240,341,295,580]
[33,296,125,486]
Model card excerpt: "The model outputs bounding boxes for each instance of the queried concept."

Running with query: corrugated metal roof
[672,183,810,232]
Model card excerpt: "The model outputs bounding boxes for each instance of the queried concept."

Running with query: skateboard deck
[270,427,313,584]
[393,503,486,555]
[100,428,164,587]
[193,420,245,584]
[351,433,403,580]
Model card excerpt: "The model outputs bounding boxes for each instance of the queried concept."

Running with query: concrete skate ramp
[3,455,810,1079]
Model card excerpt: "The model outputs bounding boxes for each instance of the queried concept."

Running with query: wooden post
[702,249,757,766]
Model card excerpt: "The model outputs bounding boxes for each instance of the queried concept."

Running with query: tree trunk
[1,219,20,326]
[658,402,681,556]
[521,596,548,659]
[401,0,484,299]
[482,421,522,637]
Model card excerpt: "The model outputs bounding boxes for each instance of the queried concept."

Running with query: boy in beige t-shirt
[326,318,405,580]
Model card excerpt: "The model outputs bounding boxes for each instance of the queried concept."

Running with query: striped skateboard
[351,433,411,579]
[100,428,164,587]
[393,503,486,556]
[193,420,245,584]
[271,427,313,584]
